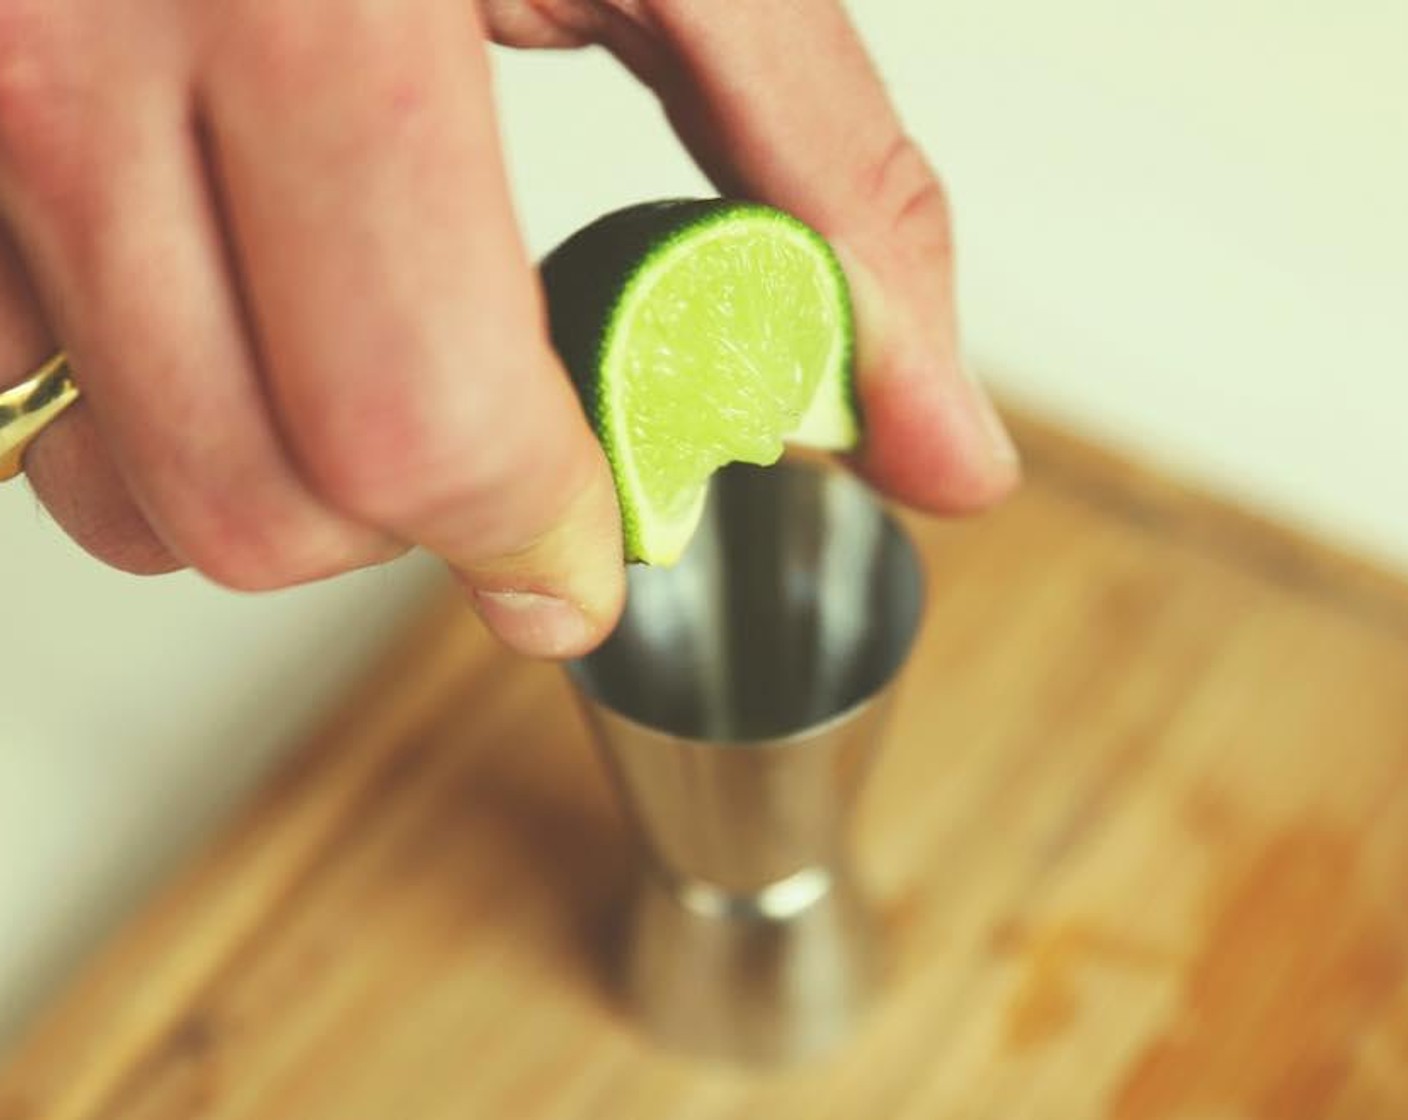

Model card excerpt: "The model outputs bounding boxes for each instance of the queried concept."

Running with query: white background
[2,1,1405,1049]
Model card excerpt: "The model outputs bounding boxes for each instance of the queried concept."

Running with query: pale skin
[0,1,1020,658]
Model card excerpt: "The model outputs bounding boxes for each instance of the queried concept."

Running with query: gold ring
[0,352,80,482]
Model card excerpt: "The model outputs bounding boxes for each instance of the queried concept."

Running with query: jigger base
[619,867,882,1065]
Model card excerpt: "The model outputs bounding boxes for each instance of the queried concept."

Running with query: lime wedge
[542,199,858,564]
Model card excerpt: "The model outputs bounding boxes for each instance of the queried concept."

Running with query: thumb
[612,1,1021,513]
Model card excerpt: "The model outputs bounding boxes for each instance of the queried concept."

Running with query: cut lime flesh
[542,199,857,564]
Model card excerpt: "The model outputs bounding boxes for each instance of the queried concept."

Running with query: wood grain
[4,409,1408,1120]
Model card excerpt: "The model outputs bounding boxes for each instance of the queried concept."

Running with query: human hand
[0,1,1019,658]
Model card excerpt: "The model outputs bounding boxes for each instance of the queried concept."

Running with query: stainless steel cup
[567,459,925,1065]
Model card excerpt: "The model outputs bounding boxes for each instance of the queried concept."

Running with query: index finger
[200,0,624,655]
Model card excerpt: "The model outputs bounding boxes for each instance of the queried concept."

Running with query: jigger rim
[565,459,928,750]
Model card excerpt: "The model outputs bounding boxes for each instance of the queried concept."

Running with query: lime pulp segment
[598,206,856,563]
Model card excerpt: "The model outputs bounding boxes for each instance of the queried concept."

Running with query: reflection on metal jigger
[568,460,925,1065]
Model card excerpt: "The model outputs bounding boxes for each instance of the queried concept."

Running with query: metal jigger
[567,459,925,1065]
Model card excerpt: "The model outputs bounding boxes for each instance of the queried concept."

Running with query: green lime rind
[542,200,709,438]
[543,202,707,563]
[541,198,858,564]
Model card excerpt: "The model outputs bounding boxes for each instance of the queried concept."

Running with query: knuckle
[64,511,183,577]
[296,376,548,548]
[300,400,502,530]
[860,133,953,251]
[24,424,183,576]
[478,0,602,47]
[96,538,184,578]
[0,9,87,183]
[31,483,183,577]
[221,7,322,97]
[170,488,372,592]
[220,4,424,110]
[188,535,329,594]
[178,521,302,593]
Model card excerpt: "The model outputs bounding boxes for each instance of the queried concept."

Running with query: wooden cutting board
[4,412,1408,1120]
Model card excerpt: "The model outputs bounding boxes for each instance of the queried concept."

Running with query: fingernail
[471,589,598,659]
[965,370,1021,467]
